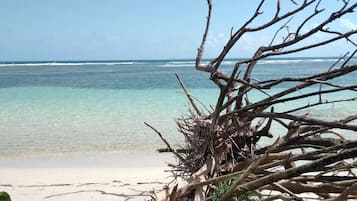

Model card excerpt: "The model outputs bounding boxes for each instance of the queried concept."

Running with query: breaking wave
[0,61,137,67]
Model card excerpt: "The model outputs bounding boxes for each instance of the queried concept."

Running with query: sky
[0,0,356,61]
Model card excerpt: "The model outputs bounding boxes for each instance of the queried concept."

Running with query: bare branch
[250,112,357,131]
[144,122,185,161]
[195,0,213,72]
[175,73,204,116]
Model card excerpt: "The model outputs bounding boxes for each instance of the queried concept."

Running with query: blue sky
[0,0,356,61]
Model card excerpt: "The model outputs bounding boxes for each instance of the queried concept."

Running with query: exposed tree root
[147,0,357,200]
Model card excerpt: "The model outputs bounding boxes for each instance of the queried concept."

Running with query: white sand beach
[0,153,173,201]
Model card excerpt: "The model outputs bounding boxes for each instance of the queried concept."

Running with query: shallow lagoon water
[0,58,355,158]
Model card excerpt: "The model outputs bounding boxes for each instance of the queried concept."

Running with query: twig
[144,122,185,162]
[175,73,204,116]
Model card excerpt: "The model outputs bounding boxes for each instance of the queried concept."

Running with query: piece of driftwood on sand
[147,0,357,200]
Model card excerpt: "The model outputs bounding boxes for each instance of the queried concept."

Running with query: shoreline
[0,152,173,201]
[0,151,174,168]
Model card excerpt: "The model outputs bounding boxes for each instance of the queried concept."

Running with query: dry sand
[0,152,173,201]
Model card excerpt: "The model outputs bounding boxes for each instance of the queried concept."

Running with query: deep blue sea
[0,58,356,158]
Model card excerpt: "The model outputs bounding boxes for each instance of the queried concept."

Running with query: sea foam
[0,61,137,67]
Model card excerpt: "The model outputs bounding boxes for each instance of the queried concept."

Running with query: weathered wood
[150,0,357,200]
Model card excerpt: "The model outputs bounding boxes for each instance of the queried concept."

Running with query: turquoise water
[0,58,356,157]
[0,87,220,157]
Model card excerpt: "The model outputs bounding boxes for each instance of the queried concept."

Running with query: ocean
[0,58,356,158]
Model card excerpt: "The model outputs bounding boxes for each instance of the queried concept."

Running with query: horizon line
[0,56,348,63]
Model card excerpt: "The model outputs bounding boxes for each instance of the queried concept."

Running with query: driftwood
[147,0,357,200]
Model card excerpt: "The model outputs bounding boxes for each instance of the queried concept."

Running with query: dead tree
[147,0,357,200]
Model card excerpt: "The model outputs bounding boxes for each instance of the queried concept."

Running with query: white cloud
[218,33,226,38]
[206,33,229,48]
[339,19,357,30]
